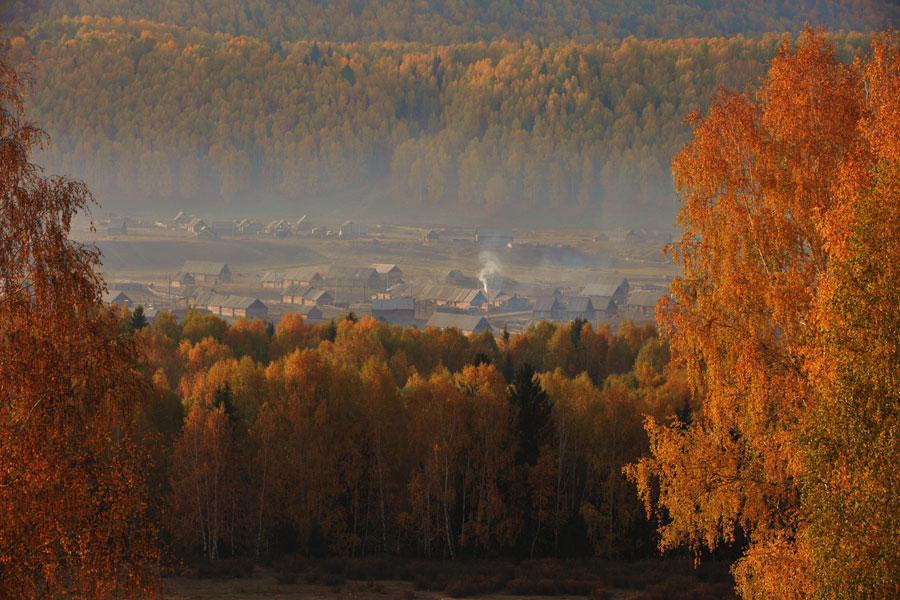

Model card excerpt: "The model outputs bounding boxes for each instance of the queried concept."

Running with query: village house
[591,296,618,318]
[425,312,493,335]
[423,229,439,242]
[181,260,232,284]
[401,283,488,310]
[265,219,291,237]
[581,278,630,305]
[475,227,514,245]
[293,215,312,234]
[186,218,207,234]
[563,296,596,321]
[492,293,530,311]
[170,271,196,288]
[281,285,333,306]
[372,264,404,290]
[235,218,264,235]
[325,266,382,301]
[200,293,268,321]
[624,290,665,317]
[107,218,127,235]
[102,290,131,307]
[487,290,508,309]
[173,211,191,228]
[296,304,323,321]
[262,268,325,289]
[532,296,565,321]
[372,297,415,324]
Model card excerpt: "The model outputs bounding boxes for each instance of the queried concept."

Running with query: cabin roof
[182,260,229,276]
[373,298,415,311]
[626,290,665,307]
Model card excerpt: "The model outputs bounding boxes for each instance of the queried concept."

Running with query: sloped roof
[327,266,379,280]
[373,298,415,311]
[102,291,131,305]
[533,296,564,311]
[371,263,402,274]
[171,271,195,282]
[626,290,665,307]
[581,283,620,297]
[426,312,491,333]
[283,268,323,282]
[400,283,486,304]
[192,288,219,306]
[589,295,616,310]
[565,296,594,312]
[283,284,313,296]
[108,218,126,229]
[305,289,331,302]
[182,260,229,276]
[205,294,267,310]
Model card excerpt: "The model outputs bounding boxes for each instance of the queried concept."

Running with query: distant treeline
[4,19,875,219]
[3,0,896,44]
[129,308,686,560]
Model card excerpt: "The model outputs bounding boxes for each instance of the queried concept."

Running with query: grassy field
[162,558,737,600]
[75,221,679,291]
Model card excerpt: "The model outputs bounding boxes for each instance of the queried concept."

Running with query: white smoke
[478,251,500,295]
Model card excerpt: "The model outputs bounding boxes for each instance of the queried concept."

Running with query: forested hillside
[3,0,897,44]
[3,18,876,221]
[2,3,895,220]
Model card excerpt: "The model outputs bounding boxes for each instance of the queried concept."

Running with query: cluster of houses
[149,212,527,247]
[158,212,375,240]
[104,256,665,338]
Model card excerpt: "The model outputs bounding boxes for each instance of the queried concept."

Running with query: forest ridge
[1,2,893,220]
[4,0,897,44]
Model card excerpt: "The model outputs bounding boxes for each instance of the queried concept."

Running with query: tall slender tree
[0,52,158,596]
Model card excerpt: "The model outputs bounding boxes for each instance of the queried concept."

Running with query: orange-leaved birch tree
[802,35,900,599]
[626,29,896,599]
[0,52,158,597]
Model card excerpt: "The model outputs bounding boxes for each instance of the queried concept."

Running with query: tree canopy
[626,29,900,599]
[0,50,158,598]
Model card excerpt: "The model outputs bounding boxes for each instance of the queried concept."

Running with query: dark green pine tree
[510,362,552,467]
[130,305,148,330]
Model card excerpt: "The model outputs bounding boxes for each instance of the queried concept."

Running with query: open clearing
[162,558,737,600]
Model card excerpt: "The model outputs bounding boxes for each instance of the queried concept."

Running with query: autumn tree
[627,30,899,599]
[801,38,900,599]
[0,52,158,596]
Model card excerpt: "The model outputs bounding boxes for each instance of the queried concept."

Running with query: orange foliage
[627,30,900,599]
[0,52,158,596]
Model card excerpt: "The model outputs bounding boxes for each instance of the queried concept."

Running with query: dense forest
[3,3,900,598]
[1,19,876,221]
[132,310,682,562]
[3,0,897,44]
